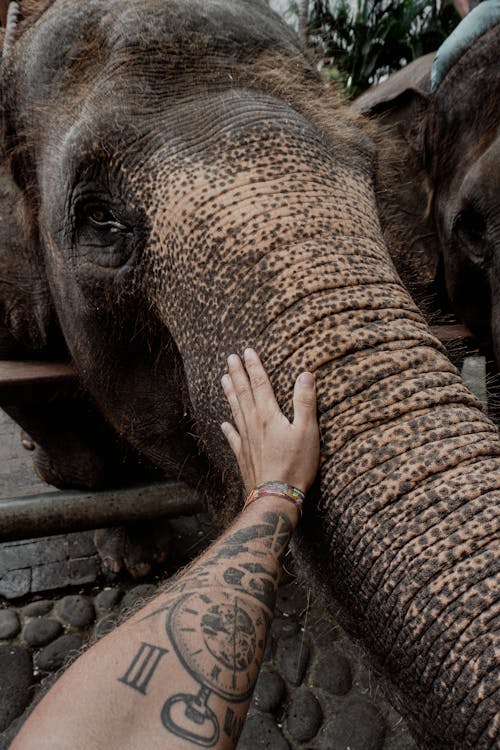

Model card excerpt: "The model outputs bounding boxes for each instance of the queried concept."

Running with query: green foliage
[288,0,461,96]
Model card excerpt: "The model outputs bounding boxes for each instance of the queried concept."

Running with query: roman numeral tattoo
[118,641,168,695]
[224,706,245,743]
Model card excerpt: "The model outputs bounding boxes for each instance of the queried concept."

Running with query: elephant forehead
[15,0,300,104]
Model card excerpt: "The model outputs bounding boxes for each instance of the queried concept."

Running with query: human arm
[11,349,320,750]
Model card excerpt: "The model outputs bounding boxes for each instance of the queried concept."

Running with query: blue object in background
[431,0,500,91]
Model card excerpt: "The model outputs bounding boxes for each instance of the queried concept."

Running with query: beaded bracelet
[244,481,305,515]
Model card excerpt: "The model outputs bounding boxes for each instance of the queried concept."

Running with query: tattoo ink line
[118,642,168,695]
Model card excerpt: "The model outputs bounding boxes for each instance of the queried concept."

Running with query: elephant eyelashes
[453,208,487,262]
[84,203,127,233]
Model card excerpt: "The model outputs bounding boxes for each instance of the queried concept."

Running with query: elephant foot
[94,520,172,578]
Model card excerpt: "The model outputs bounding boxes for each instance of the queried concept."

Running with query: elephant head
[356,24,500,363]
[425,24,500,359]
[1,2,499,747]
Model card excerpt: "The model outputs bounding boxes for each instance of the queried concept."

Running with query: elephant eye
[453,208,487,259]
[83,203,127,233]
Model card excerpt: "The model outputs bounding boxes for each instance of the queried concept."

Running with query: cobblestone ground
[0,349,495,749]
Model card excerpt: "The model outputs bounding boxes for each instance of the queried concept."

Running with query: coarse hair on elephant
[0,2,499,748]
[355,23,500,364]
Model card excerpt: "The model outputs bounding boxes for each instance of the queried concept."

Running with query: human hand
[221,348,320,494]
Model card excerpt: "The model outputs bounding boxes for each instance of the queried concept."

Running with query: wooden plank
[0,360,77,386]
[0,482,205,542]
[430,324,472,342]
[0,360,78,404]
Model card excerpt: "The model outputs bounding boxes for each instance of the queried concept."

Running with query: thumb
[292,371,317,428]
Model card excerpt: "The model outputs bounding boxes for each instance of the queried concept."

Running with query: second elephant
[356,24,500,364]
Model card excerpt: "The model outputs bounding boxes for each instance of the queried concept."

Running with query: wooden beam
[0,360,78,404]
[0,482,205,542]
[430,324,472,342]
[0,0,10,28]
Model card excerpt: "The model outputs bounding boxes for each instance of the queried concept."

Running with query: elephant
[0,1,499,748]
[354,20,500,364]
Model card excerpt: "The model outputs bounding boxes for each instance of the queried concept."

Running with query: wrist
[243,481,305,524]
[242,493,301,527]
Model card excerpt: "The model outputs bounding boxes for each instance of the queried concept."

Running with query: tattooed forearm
[115,505,296,747]
[142,510,293,623]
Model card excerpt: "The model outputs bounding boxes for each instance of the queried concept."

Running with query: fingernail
[221,374,231,388]
[243,348,257,361]
[298,371,315,386]
[227,354,239,367]
[221,422,229,434]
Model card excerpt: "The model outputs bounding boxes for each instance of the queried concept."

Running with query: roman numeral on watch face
[118,641,169,695]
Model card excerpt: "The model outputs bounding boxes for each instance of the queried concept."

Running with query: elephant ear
[0,2,56,355]
[353,52,434,117]
[353,54,440,288]
[0,157,54,355]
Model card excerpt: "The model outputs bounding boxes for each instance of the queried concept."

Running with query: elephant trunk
[147,114,499,748]
[224,241,498,749]
[300,297,499,748]
[261,237,499,748]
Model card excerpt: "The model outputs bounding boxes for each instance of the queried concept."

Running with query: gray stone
[30,561,68,592]
[286,687,323,742]
[31,558,98,593]
[67,557,100,583]
[56,595,95,628]
[0,567,31,600]
[65,532,96,558]
[270,617,299,641]
[23,618,62,647]
[0,645,33,732]
[121,584,157,612]
[305,606,341,643]
[35,633,84,672]
[0,609,20,639]
[23,600,53,617]
[462,356,487,411]
[95,614,119,639]
[0,535,100,598]
[279,635,310,686]
[252,668,285,713]
[95,588,123,612]
[238,714,290,750]
[325,697,386,750]
[312,650,352,695]
[276,581,309,618]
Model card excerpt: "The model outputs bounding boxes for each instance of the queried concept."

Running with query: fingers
[227,354,255,415]
[221,421,241,457]
[292,371,317,429]
[243,348,281,419]
[221,373,247,438]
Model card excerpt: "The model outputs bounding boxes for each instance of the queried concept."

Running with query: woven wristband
[244,481,305,515]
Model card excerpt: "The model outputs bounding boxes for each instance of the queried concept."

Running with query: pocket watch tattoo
[161,590,267,746]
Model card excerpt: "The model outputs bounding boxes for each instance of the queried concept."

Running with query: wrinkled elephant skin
[1,2,499,748]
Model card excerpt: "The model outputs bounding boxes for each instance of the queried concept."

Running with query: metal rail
[0,482,205,542]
